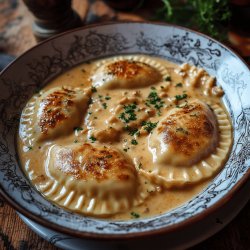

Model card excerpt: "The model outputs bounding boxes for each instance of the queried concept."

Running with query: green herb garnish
[102,103,107,109]
[131,212,140,219]
[119,103,137,123]
[141,121,158,133]
[155,0,231,40]
[175,94,187,101]
[146,91,164,111]
[74,127,83,132]
[89,136,97,142]
[175,83,183,87]
[165,76,171,81]
[131,139,138,145]
[124,125,138,136]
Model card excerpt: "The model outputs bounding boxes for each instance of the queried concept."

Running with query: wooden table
[0,1,249,249]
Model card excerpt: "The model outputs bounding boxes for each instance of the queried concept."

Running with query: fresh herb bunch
[156,0,231,40]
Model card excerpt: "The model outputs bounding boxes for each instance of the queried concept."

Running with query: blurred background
[0,0,250,61]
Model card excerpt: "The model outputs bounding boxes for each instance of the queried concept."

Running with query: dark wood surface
[0,1,249,249]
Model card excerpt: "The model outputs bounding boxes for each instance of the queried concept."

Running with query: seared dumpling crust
[149,99,218,166]
[144,100,232,188]
[36,143,156,216]
[19,86,90,146]
[91,55,169,89]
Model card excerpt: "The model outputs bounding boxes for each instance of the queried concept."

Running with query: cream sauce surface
[18,55,232,220]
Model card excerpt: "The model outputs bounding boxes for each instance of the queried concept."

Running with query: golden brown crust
[159,102,217,157]
[107,61,151,79]
[55,143,136,182]
[39,88,76,134]
[91,58,164,89]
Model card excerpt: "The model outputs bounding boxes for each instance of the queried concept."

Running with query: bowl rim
[0,21,250,240]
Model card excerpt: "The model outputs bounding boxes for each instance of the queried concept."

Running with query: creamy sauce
[18,55,232,220]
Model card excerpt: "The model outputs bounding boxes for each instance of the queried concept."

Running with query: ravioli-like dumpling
[19,87,90,146]
[149,99,218,166]
[91,55,169,89]
[38,143,156,216]
[145,100,232,187]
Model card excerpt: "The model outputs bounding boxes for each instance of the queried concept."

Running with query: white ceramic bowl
[0,22,249,240]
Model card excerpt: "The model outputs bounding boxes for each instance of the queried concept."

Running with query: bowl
[0,22,249,241]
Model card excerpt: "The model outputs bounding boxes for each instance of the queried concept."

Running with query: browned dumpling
[19,86,90,146]
[91,55,169,89]
[145,100,232,187]
[38,143,156,216]
[149,99,218,166]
